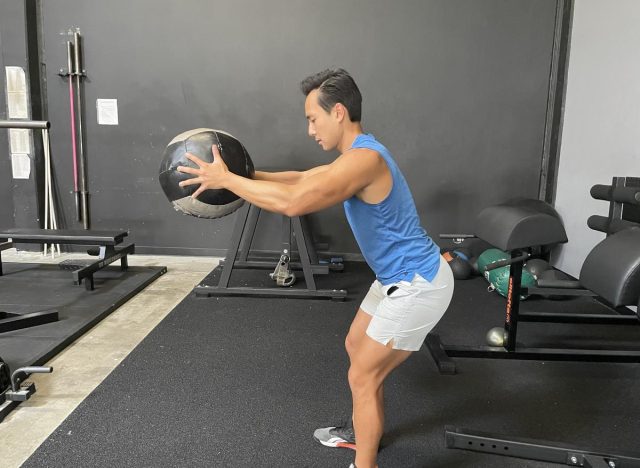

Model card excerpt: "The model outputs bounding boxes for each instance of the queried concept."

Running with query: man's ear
[334,103,346,122]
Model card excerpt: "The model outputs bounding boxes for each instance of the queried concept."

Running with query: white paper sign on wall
[97,98,119,125]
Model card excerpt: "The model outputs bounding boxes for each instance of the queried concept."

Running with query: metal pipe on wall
[0,120,49,130]
[73,31,90,230]
[66,40,81,222]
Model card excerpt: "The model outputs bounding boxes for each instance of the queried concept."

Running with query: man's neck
[337,123,364,153]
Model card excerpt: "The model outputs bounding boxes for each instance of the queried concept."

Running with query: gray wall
[552,0,640,277]
[0,24,12,226]
[4,0,557,255]
[0,0,43,236]
[0,2,26,229]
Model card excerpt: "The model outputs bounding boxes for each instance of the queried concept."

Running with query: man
[178,68,454,468]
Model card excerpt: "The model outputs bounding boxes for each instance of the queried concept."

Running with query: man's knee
[348,364,382,396]
[345,327,368,358]
[348,348,413,395]
[345,333,358,358]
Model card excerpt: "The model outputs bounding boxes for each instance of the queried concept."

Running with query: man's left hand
[177,144,230,199]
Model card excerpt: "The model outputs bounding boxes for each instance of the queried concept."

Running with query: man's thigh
[346,279,384,353]
[346,308,374,355]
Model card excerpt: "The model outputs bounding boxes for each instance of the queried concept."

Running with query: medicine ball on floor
[524,258,551,279]
[443,250,472,280]
[476,248,509,275]
[453,248,471,262]
[486,327,505,347]
[468,256,481,276]
[159,128,255,218]
[486,266,536,300]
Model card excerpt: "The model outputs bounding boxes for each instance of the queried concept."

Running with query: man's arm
[178,148,381,216]
[223,151,381,217]
[253,170,302,184]
[253,165,331,184]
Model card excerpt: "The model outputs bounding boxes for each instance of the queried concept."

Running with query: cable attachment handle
[270,252,296,287]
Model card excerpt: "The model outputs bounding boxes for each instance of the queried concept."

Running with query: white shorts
[360,255,454,351]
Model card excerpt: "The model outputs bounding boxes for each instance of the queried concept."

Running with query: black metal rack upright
[195,203,347,300]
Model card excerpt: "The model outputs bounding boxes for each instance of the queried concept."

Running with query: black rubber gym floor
[0,262,166,371]
[23,262,640,467]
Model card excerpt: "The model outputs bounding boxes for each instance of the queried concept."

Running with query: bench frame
[0,230,134,291]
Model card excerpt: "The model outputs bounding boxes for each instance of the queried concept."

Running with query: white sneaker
[313,423,356,450]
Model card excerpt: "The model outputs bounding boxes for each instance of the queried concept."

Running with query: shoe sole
[314,436,356,451]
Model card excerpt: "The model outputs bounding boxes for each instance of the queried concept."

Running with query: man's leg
[349,336,412,468]
[314,308,376,451]
[346,309,385,427]
[345,308,373,360]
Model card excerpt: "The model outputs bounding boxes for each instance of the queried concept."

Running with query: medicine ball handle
[482,252,530,274]
[11,366,53,392]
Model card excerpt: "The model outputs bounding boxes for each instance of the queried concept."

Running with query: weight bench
[429,194,640,372]
[0,229,135,290]
[433,186,640,467]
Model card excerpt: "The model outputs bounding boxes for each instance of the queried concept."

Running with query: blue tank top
[343,134,440,285]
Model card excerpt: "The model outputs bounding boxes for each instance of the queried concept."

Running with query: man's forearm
[253,170,302,184]
[224,173,294,215]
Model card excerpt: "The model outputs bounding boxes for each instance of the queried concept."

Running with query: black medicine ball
[159,128,255,218]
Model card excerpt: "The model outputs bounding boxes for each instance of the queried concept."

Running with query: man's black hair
[300,68,362,122]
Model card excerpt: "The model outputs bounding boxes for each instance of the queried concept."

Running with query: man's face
[305,89,341,151]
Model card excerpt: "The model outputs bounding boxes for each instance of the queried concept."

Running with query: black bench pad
[0,229,127,246]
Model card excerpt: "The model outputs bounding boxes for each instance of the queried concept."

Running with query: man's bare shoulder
[332,147,383,168]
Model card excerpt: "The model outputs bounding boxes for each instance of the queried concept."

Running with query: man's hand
[177,144,230,199]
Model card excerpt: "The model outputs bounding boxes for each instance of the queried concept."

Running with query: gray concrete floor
[0,248,220,468]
